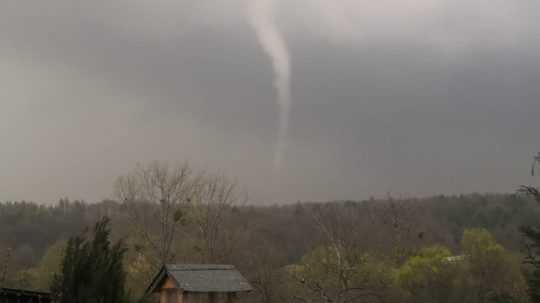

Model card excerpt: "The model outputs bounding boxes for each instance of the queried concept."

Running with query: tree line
[1,160,540,303]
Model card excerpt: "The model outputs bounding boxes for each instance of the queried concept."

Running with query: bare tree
[0,248,11,287]
[292,277,382,303]
[115,162,198,264]
[310,205,350,289]
[249,243,288,303]
[365,198,424,263]
[190,173,245,262]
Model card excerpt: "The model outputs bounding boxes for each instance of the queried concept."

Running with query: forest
[1,162,540,303]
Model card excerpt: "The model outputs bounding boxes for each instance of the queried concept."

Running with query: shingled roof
[0,287,53,303]
[146,264,253,294]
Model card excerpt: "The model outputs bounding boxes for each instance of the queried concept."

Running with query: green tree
[461,228,528,303]
[397,246,462,303]
[51,217,129,303]
[124,239,155,300]
[288,246,392,303]
[21,240,66,290]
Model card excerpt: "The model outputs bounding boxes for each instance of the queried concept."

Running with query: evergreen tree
[51,217,129,303]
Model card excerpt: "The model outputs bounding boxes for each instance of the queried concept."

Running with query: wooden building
[0,288,53,303]
[145,265,253,303]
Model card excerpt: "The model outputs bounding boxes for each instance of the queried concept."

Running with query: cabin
[0,288,53,303]
[145,264,253,303]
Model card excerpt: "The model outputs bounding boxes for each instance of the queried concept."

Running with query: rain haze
[1,0,540,204]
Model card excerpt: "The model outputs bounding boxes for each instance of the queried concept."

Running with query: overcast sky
[1,0,539,204]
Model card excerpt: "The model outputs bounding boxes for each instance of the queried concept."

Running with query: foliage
[288,246,393,303]
[21,240,66,290]
[50,217,130,303]
[124,239,156,299]
[0,192,538,302]
[396,229,529,303]
[461,229,528,303]
[397,246,461,303]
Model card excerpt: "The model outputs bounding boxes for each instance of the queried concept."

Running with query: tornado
[248,0,292,172]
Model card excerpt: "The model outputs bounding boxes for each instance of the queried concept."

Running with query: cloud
[0,0,539,203]
[280,0,534,52]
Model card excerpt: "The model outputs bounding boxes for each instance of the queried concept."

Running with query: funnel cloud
[248,0,292,171]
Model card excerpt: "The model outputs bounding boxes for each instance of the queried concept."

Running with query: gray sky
[1,0,539,204]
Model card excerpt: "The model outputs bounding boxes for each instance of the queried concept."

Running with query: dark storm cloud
[1,0,539,203]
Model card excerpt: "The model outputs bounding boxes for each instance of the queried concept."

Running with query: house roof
[146,264,253,294]
[0,287,52,299]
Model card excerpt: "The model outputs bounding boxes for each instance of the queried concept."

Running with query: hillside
[1,193,538,302]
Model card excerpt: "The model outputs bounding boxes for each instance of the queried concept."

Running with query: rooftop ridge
[165,264,235,271]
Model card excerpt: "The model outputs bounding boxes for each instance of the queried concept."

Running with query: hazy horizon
[1,0,540,204]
